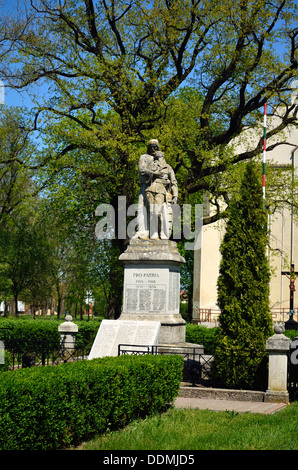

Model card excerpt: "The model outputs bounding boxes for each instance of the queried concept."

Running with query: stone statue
[133,139,178,240]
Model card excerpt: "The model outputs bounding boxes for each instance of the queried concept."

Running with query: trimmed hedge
[186,324,218,354]
[0,319,60,353]
[0,354,183,450]
[185,324,297,355]
[74,320,101,350]
[0,318,296,358]
[0,318,100,353]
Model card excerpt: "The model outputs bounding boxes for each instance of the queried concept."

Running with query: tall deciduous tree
[0,107,36,220]
[213,162,273,390]
[0,203,53,316]
[0,0,297,220]
[1,0,298,318]
[0,106,50,315]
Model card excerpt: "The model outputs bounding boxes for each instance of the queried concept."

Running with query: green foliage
[185,324,296,357]
[213,162,273,390]
[185,324,218,355]
[0,107,36,218]
[2,0,298,217]
[0,319,60,353]
[83,403,298,451]
[0,351,11,372]
[0,205,54,313]
[284,329,298,341]
[0,317,100,353]
[0,354,183,450]
[1,1,298,319]
[72,319,101,350]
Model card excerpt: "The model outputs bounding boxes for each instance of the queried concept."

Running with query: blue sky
[2,86,35,108]
[1,0,40,109]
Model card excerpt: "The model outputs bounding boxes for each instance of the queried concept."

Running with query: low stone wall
[179,385,265,402]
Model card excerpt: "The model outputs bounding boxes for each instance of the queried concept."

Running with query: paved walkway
[174,397,288,414]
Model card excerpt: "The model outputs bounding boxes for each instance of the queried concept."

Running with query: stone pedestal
[58,315,78,351]
[265,326,291,403]
[119,239,187,345]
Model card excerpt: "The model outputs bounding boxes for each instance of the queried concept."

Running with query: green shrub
[73,320,100,350]
[0,319,60,353]
[284,330,298,341]
[0,350,11,372]
[187,324,296,357]
[186,324,218,354]
[214,163,273,390]
[0,354,183,450]
[0,318,100,354]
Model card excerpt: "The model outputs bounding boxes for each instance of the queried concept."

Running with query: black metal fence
[118,344,214,386]
[0,328,87,370]
[9,346,88,370]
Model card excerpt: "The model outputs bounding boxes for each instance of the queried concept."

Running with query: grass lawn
[79,401,298,451]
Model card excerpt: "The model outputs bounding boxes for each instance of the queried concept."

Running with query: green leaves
[1,1,297,319]
[0,354,183,450]
[214,161,273,389]
[1,0,297,221]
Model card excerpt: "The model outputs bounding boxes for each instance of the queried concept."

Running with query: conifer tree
[213,162,273,390]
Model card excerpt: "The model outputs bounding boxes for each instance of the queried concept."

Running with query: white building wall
[198,120,298,322]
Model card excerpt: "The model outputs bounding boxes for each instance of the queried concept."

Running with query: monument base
[119,239,189,345]
[119,312,186,343]
[157,342,204,355]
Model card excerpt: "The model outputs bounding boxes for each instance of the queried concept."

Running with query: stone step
[179,384,265,402]
[174,396,288,414]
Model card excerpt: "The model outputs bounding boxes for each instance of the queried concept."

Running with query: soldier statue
[133,139,178,240]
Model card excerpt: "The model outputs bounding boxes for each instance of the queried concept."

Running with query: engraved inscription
[168,270,180,312]
[123,266,170,313]
[88,320,160,359]
[125,284,166,312]
[89,324,118,358]
[126,288,138,310]
[139,289,152,311]
[153,289,166,311]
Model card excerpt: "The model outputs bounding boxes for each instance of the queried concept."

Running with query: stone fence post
[265,323,291,403]
[58,315,78,352]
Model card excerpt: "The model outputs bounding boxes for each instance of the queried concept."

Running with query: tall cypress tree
[213,162,273,390]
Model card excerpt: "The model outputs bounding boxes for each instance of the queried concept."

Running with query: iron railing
[0,328,87,370]
[118,344,214,386]
[193,308,298,324]
[7,346,87,370]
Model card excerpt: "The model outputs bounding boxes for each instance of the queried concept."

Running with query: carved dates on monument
[122,265,180,314]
